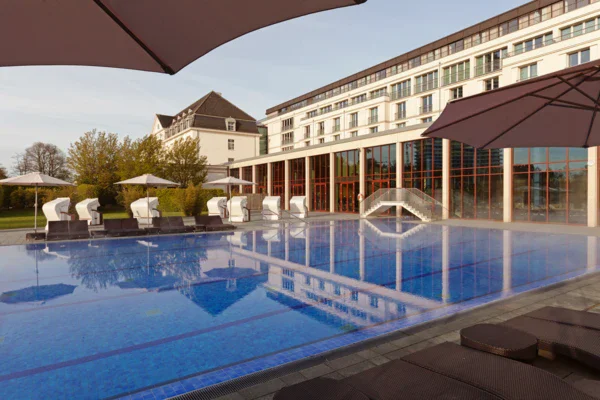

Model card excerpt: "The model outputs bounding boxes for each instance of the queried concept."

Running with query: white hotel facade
[229,0,600,226]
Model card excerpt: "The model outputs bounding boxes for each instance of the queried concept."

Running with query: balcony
[415,79,438,94]
[475,59,502,77]
[349,120,359,129]
[332,124,341,133]
[390,88,411,100]
[441,71,470,87]
[395,110,407,120]
[281,123,294,132]
[304,131,311,139]
[368,116,379,124]
[282,137,294,145]
[317,129,325,136]
[419,104,434,115]
[368,90,389,101]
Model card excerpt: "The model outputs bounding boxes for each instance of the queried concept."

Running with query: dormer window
[225,117,236,131]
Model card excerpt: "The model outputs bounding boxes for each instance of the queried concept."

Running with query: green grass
[0,207,184,230]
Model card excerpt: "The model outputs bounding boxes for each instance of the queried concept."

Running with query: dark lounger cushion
[274,378,369,400]
[69,220,89,239]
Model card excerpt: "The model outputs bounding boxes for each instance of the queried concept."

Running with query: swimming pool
[0,219,597,399]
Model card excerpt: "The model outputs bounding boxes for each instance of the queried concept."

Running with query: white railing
[361,188,446,221]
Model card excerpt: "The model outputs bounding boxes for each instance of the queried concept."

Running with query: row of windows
[277,0,596,115]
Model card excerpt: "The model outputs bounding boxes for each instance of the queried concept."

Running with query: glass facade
[365,145,397,214]
[271,161,285,202]
[402,139,443,204]
[310,154,330,211]
[242,166,253,194]
[450,142,504,220]
[255,164,268,195]
[290,158,306,197]
[335,150,360,213]
[513,148,587,224]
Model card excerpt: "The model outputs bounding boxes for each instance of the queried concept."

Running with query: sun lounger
[194,215,235,231]
[501,306,600,371]
[46,220,90,241]
[151,217,194,234]
[274,342,596,400]
[92,218,146,238]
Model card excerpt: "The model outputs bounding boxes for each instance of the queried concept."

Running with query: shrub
[117,186,145,217]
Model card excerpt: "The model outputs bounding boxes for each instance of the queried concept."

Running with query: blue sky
[0,0,524,171]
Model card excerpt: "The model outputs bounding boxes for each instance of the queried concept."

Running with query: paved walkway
[211,271,600,400]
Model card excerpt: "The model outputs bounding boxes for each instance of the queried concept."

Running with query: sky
[0,0,525,172]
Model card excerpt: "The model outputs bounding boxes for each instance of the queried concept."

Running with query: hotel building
[228,0,600,226]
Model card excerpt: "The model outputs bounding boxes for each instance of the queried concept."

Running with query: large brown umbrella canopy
[1,0,366,75]
[422,62,600,149]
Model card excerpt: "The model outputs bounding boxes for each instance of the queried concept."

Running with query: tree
[0,165,7,180]
[163,137,207,187]
[117,134,165,180]
[12,142,70,179]
[67,130,120,189]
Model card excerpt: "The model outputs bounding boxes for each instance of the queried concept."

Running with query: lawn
[0,208,184,230]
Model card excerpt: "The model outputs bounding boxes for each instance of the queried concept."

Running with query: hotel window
[305,276,311,285]
[484,77,500,91]
[319,280,325,291]
[396,102,406,120]
[335,100,348,109]
[333,117,341,132]
[282,146,293,152]
[368,107,378,124]
[282,279,294,292]
[422,117,433,123]
[450,86,463,100]
[569,48,591,67]
[281,117,293,131]
[403,138,443,205]
[334,285,341,296]
[350,131,358,138]
[319,138,325,144]
[307,110,317,118]
[320,105,332,114]
[415,71,438,93]
[514,33,553,54]
[334,134,340,141]
[391,80,411,99]
[318,121,325,135]
[349,112,359,128]
[519,64,538,81]
[304,125,311,139]
[351,93,367,105]
[228,139,234,150]
[442,60,470,86]
[226,120,236,131]
[370,88,386,99]
[228,158,234,162]
[351,291,359,301]
[421,95,433,114]
[397,123,406,128]
[282,131,294,145]
[475,48,507,76]
[370,296,379,308]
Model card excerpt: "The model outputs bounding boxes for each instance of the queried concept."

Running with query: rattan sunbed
[194,215,235,231]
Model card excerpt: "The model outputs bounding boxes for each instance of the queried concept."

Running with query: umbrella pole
[147,186,150,225]
[34,185,38,233]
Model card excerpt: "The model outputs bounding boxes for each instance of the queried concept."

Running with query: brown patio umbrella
[422,62,600,149]
[1,0,366,75]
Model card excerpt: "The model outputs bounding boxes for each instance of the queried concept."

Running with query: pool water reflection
[0,219,597,399]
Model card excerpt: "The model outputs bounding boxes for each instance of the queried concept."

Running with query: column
[396,141,403,215]
[284,160,290,211]
[588,147,598,227]
[329,152,335,213]
[503,230,512,295]
[251,165,257,194]
[503,148,513,223]
[359,147,366,215]
[442,139,450,219]
[267,162,272,196]
[305,156,311,212]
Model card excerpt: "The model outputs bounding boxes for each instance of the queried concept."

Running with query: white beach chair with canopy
[115,174,179,225]
[289,196,308,219]
[130,197,160,225]
[207,197,227,218]
[262,196,281,221]
[75,198,102,225]
[42,197,71,231]
[228,196,249,223]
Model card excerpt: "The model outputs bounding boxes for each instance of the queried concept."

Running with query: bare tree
[12,142,70,179]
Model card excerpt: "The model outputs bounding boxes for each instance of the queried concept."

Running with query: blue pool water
[0,219,597,399]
